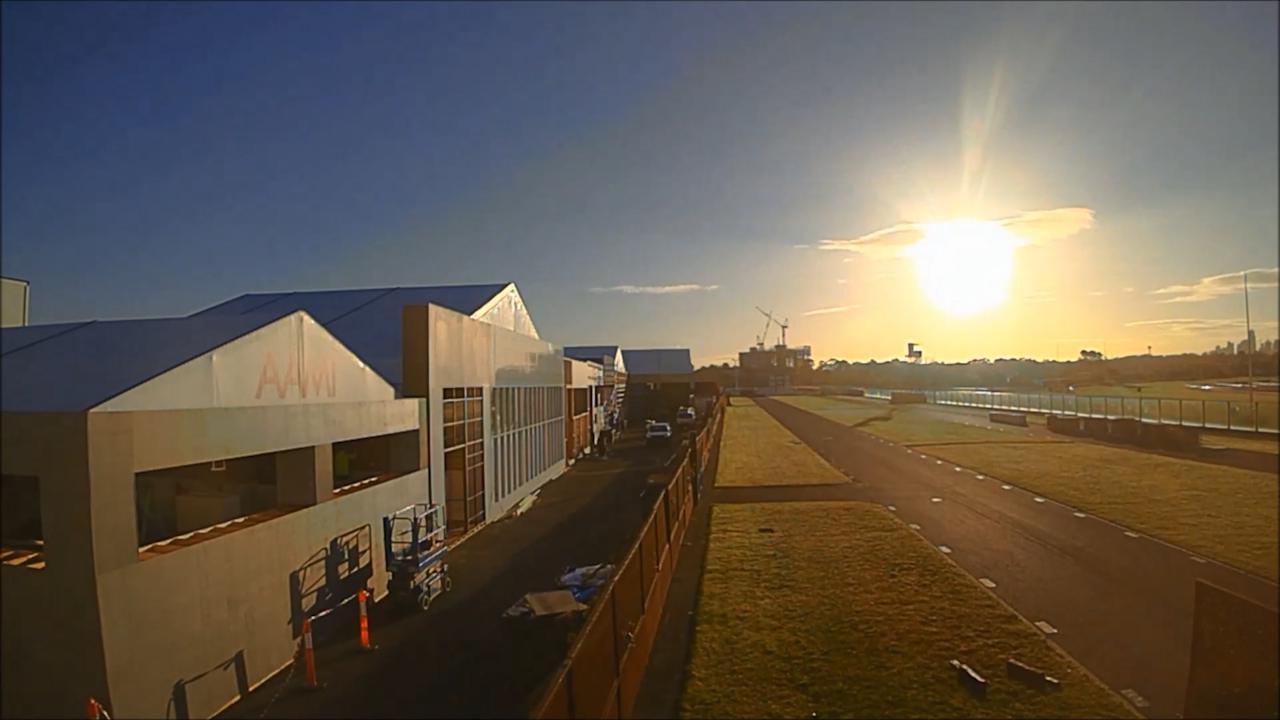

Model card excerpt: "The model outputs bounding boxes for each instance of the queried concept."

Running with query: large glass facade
[443,387,485,533]
[491,386,565,504]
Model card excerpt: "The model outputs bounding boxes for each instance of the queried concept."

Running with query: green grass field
[682,502,1137,719]
[925,442,1279,580]
[777,395,1279,579]
[778,395,1055,445]
[774,395,890,425]
[717,399,848,486]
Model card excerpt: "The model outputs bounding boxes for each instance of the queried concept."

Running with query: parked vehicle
[676,406,696,426]
[645,422,673,446]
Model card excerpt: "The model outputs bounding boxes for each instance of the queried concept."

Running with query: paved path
[219,434,672,719]
[756,396,1278,720]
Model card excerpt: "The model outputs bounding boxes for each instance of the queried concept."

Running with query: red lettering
[255,352,281,400]
[281,354,299,399]
[257,350,337,401]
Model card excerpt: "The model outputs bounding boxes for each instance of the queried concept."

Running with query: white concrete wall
[425,305,565,525]
[0,277,29,327]
[96,469,430,719]
[1,413,110,720]
[125,400,421,473]
[566,358,604,388]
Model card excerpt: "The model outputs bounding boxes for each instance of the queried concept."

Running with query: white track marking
[886,505,896,511]
[975,474,985,480]
[1001,484,1012,490]
[954,467,963,472]
[1189,555,1207,563]
[908,523,921,530]
[1120,689,1150,709]
[978,578,996,588]
[1034,620,1058,635]
[931,497,943,503]
[938,545,952,554]
[1124,531,1140,538]
[1034,497,1046,503]
[1073,511,1087,518]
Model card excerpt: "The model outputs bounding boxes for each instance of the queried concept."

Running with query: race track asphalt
[755,396,1278,720]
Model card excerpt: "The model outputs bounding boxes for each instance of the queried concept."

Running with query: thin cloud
[1151,267,1278,303]
[792,243,811,249]
[818,207,1095,257]
[836,278,848,285]
[1122,287,1135,293]
[802,305,858,316]
[1023,290,1054,304]
[589,284,719,295]
[1122,318,1280,334]
[1087,290,1108,297]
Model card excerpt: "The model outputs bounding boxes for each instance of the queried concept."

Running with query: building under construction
[736,307,812,390]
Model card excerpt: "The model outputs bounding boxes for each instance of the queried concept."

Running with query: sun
[905,219,1019,316]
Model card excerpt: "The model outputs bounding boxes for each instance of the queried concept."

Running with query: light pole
[1244,270,1254,409]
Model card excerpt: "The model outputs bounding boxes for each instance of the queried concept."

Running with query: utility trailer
[382,503,451,610]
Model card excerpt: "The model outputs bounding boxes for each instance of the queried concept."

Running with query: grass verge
[717,399,848,486]
[924,441,1279,581]
[682,502,1137,719]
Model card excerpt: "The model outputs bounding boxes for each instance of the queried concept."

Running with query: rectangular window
[134,451,281,550]
[332,430,420,493]
[2,474,45,569]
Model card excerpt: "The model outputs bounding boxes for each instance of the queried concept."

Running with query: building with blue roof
[620,348,695,423]
[0,280,621,720]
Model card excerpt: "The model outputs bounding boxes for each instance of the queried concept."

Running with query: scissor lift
[382,503,451,610]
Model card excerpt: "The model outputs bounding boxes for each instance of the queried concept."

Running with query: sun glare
[906,219,1019,316]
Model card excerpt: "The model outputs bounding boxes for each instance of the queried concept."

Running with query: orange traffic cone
[358,590,373,651]
[301,617,319,689]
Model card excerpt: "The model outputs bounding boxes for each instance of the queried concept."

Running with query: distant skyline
[3,2,1276,366]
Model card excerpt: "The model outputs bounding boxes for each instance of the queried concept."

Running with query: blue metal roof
[1,313,296,412]
[1,321,93,356]
[190,284,508,322]
[563,346,619,363]
[190,284,511,387]
[621,348,693,376]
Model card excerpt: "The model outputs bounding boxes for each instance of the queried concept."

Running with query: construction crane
[776,317,789,347]
[755,306,775,349]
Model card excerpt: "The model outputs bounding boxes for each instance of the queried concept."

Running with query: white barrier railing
[862,388,1279,434]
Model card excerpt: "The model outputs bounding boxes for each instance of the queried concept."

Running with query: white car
[645,422,673,446]
[676,407,696,426]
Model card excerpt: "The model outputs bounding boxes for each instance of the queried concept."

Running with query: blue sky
[3,2,1276,364]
